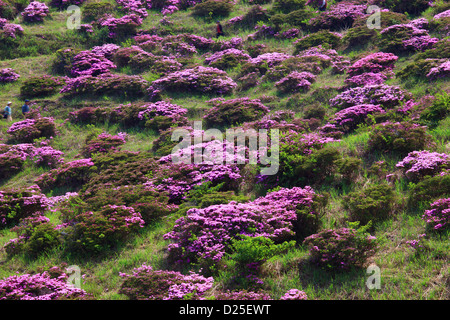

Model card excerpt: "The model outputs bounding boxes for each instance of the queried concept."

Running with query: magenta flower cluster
[422,198,450,231]
[137,101,188,123]
[275,71,316,93]
[396,150,450,181]
[332,104,385,132]
[0,270,88,300]
[164,186,318,263]
[0,21,24,39]
[0,68,20,83]
[280,289,308,300]
[21,1,49,23]
[70,50,117,77]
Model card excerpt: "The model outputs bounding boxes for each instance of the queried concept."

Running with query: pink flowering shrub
[203,97,269,127]
[34,158,94,191]
[60,73,149,97]
[98,13,143,38]
[204,49,251,70]
[379,21,438,53]
[0,146,26,179]
[426,60,450,79]
[164,186,322,265]
[332,104,385,132]
[119,264,213,300]
[4,214,61,257]
[148,66,236,98]
[303,224,378,270]
[21,1,49,23]
[396,151,450,181]
[64,204,144,253]
[70,50,117,77]
[49,0,85,9]
[0,269,89,300]
[280,289,307,300]
[137,101,188,130]
[7,117,57,143]
[275,71,316,94]
[344,72,389,87]
[346,52,398,78]
[1,23,24,39]
[329,84,407,109]
[0,68,19,83]
[30,146,65,168]
[0,185,49,227]
[80,132,127,158]
[90,43,120,59]
[422,198,450,232]
[308,1,367,31]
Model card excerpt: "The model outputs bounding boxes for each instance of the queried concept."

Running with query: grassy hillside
[0,0,449,301]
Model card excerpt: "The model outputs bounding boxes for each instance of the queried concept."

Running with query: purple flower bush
[344,72,389,87]
[280,289,308,300]
[422,198,450,232]
[21,1,49,23]
[70,50,117,77]
[119,264,213,300]
[34,158,94,191]
[275,28,301,39]
[329,84,408,109]
[164,186,320,264]
[0,185,49,227]
[7,117,57,143]
[137,101,188,130]
[204,48,251,70]
[80,132,127,157]
[346,52,398,78]
[90,44,120,59]
[1,23,24,39]
[0,269,89,300]
[0,68,20,83]
[148,66,236,99]
[98,13,143,38]
[308,1,367,31]
[60,73,149,97]
[433,9,450,20]
[426,60,450,79]
[275,71,316,94]
[396,151,450,181]
[332,104,385,132]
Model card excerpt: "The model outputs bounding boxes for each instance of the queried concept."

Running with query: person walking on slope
[22,99,30,117]
[306,0,327,11]
[216,21,224,38]
[3,101,12,122]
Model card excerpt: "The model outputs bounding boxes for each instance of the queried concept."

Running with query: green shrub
[353,11,408,29]
[293,30,341,53]
[20,76,65,98]
[336,157,362,181]
[303,222,378,270]
[408,174,450,209]
[52,48,82,76]
[371,0,430,15]
[342,183,399,225]
[191,0,234,18]
[342,26,378,47]
[82,1,114,21]
[367,121,434,156]
[420,91,450,125]
[272,0,305,14]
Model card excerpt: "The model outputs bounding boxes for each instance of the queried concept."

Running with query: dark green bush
[52,48,82,76]
[272,0,305,14]
[20,76,65,98]
[420,92,450,125]
[342,183,399,225]
[371,0,430,15]
[342,26,378,47]
[367,121,434,156]
[336,157,362,181]
[293,30,341,53]
[191,0,234,18]
[408,174,450,209]
[82,1,114,21]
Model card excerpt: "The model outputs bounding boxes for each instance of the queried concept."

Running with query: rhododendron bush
[7,117,57,143]
[21,1,49,22]
[164,186,324,264]
[422,198,450,232]
[0,67,19,83]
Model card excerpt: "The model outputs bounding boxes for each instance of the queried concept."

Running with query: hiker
[22,99,30,116]
[216,21,224,38]
[3,101,12,122]
[306,0,327,11]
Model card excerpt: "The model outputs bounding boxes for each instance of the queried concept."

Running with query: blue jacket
[4,106,11,115]
[22,104,29,113]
